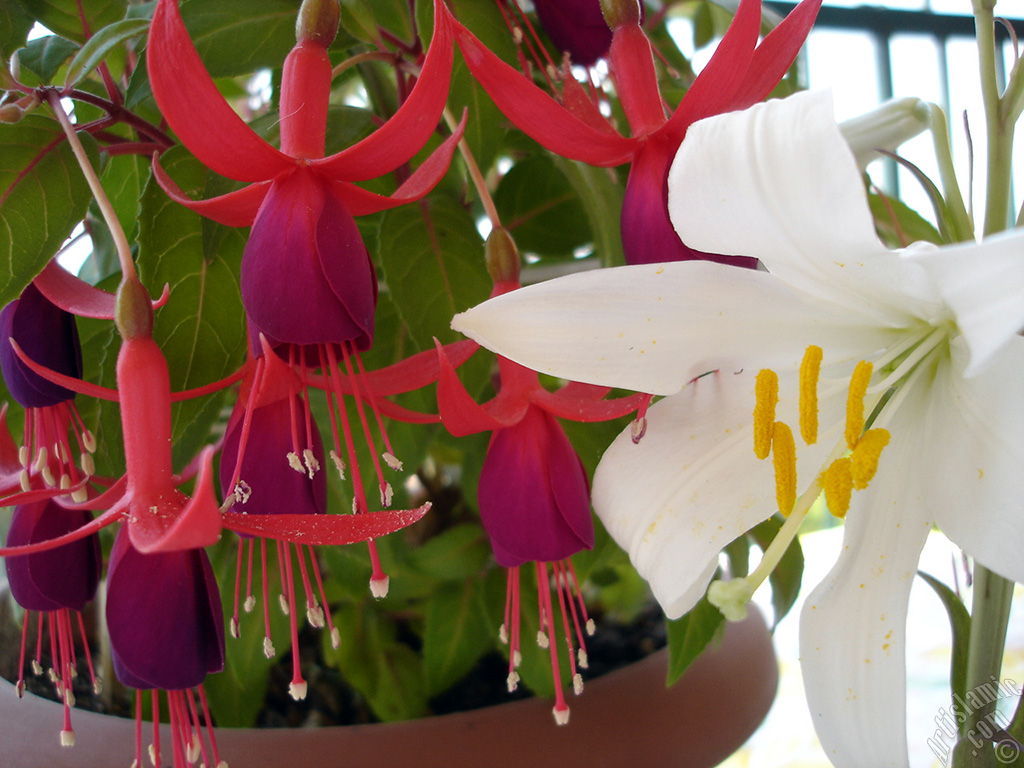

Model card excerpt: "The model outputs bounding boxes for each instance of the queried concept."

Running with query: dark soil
[1,596,666,727]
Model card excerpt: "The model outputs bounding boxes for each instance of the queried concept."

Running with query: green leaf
[422,579,492,697]
[12,0,126,45]
[203,538,291,728]
[869,188,942,248]
[918,571,971,706]
[409,523,491,581]
[554,157,625,267]
[181,0,301,78]
[665,595,725,685]
[135,146,248,468]
[879,153,957,243]
[376,193,490,351]
[325,602,429,721]
[692,2,715,49]
[0,2,33,57]
[64,17,149,89]
[17,34,79,82]
[748,515,804,627]
[0,113,97,306]
[494,155,592,258]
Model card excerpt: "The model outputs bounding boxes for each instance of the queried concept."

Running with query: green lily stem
[973,0,1016,235]
[926,103,974,241]
[953,565,1015,768]
[45,89,138,284]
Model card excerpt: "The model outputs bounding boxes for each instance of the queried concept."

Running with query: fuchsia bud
[485,227,521,292]
[114,277,154,341]
[296,0,340,46]
[599,0,642,29]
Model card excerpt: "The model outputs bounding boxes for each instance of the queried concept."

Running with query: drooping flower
[147,0,462,593]
[532,0,614,66]
[105,525,226,768]
[0,283,95,500]
[4,499,101,747]
[437,228,646,724]
[450,90,1024,767]
[446,0,819,265]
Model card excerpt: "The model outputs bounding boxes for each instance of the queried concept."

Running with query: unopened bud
[114,277,154,340]
[0,103,25,123]
[296,0,340,46]
[839,97,930,170]
[599,0,642,29]
[485,227,520,287]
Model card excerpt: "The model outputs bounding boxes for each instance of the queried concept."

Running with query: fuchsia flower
[0,283,95,500]
[147,0,462,595]
[4,499,101,747]
[532,0,614,66]
[436,237,646,723]
[446,0,819,265]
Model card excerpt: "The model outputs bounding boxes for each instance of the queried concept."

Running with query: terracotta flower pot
[0,608,776,768]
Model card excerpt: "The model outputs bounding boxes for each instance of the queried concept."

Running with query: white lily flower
[452,90,1024,768]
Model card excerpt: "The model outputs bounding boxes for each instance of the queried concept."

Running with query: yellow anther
[799,345,823,445]
[771,421,797,516]
[753,369,779,460]
[850,428,890,489]
[823,457,853,518]
[845,360,873,449]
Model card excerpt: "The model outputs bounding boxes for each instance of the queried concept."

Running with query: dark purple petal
[4,500,100,612]
[0,283,83,407]
[621,140,759,268]
[478,406,592,567]
[241,169,376,350]
[534,0,613,66]
[219,395,327,519]
[106,526,225,690]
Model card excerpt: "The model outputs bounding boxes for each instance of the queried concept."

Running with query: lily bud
[114,277,154,340]
[296,0,340,47]
[485,227,521,290]
[839,97,930,170]
[599,0,642,30]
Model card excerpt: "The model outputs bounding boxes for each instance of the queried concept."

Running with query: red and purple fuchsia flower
[436,229,646,724]
[447,0,820,266]
[147,0,462,613]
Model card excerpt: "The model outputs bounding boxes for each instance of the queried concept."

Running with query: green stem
[45,89,138,283]
[926,103,973,240]
[952,565,1015,768]
[973,0,1015,235]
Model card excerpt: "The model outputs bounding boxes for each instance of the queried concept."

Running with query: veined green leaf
[64,17,149,89]
[665,595,725,685]
[13,0,126,45]
[0,113,97,306]
[423,579,492,697]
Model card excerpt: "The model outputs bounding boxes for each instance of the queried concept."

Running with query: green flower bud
[115,277,154,340]
[599,0,642,30]
[296,0,340,46]
[485,227,521,286]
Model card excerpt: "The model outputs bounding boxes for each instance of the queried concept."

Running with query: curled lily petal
[313,0,455,180]
[222,503,431,544]
[148,0,293,181]
[453,261,887,396]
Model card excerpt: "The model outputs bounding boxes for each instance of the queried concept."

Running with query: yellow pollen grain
[799,345,823,445]
[845,361,873,449]
[771,421,797,516]
[823,457,853,518]
[850,428,890,489]
[753,369,779,460]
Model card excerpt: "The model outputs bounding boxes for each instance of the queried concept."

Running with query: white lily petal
[800,385,934,768]
[668,90,941,325]
[906,230,1024,376]
[925,337,1024,584]
[593,369,840,618]
[453,262,891,396]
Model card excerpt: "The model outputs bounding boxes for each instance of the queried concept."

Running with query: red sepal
[148,0,293,182]
[222,503,431,544]
[34,260,169,320]
[313,0,455,180]
[152,157,273,227]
